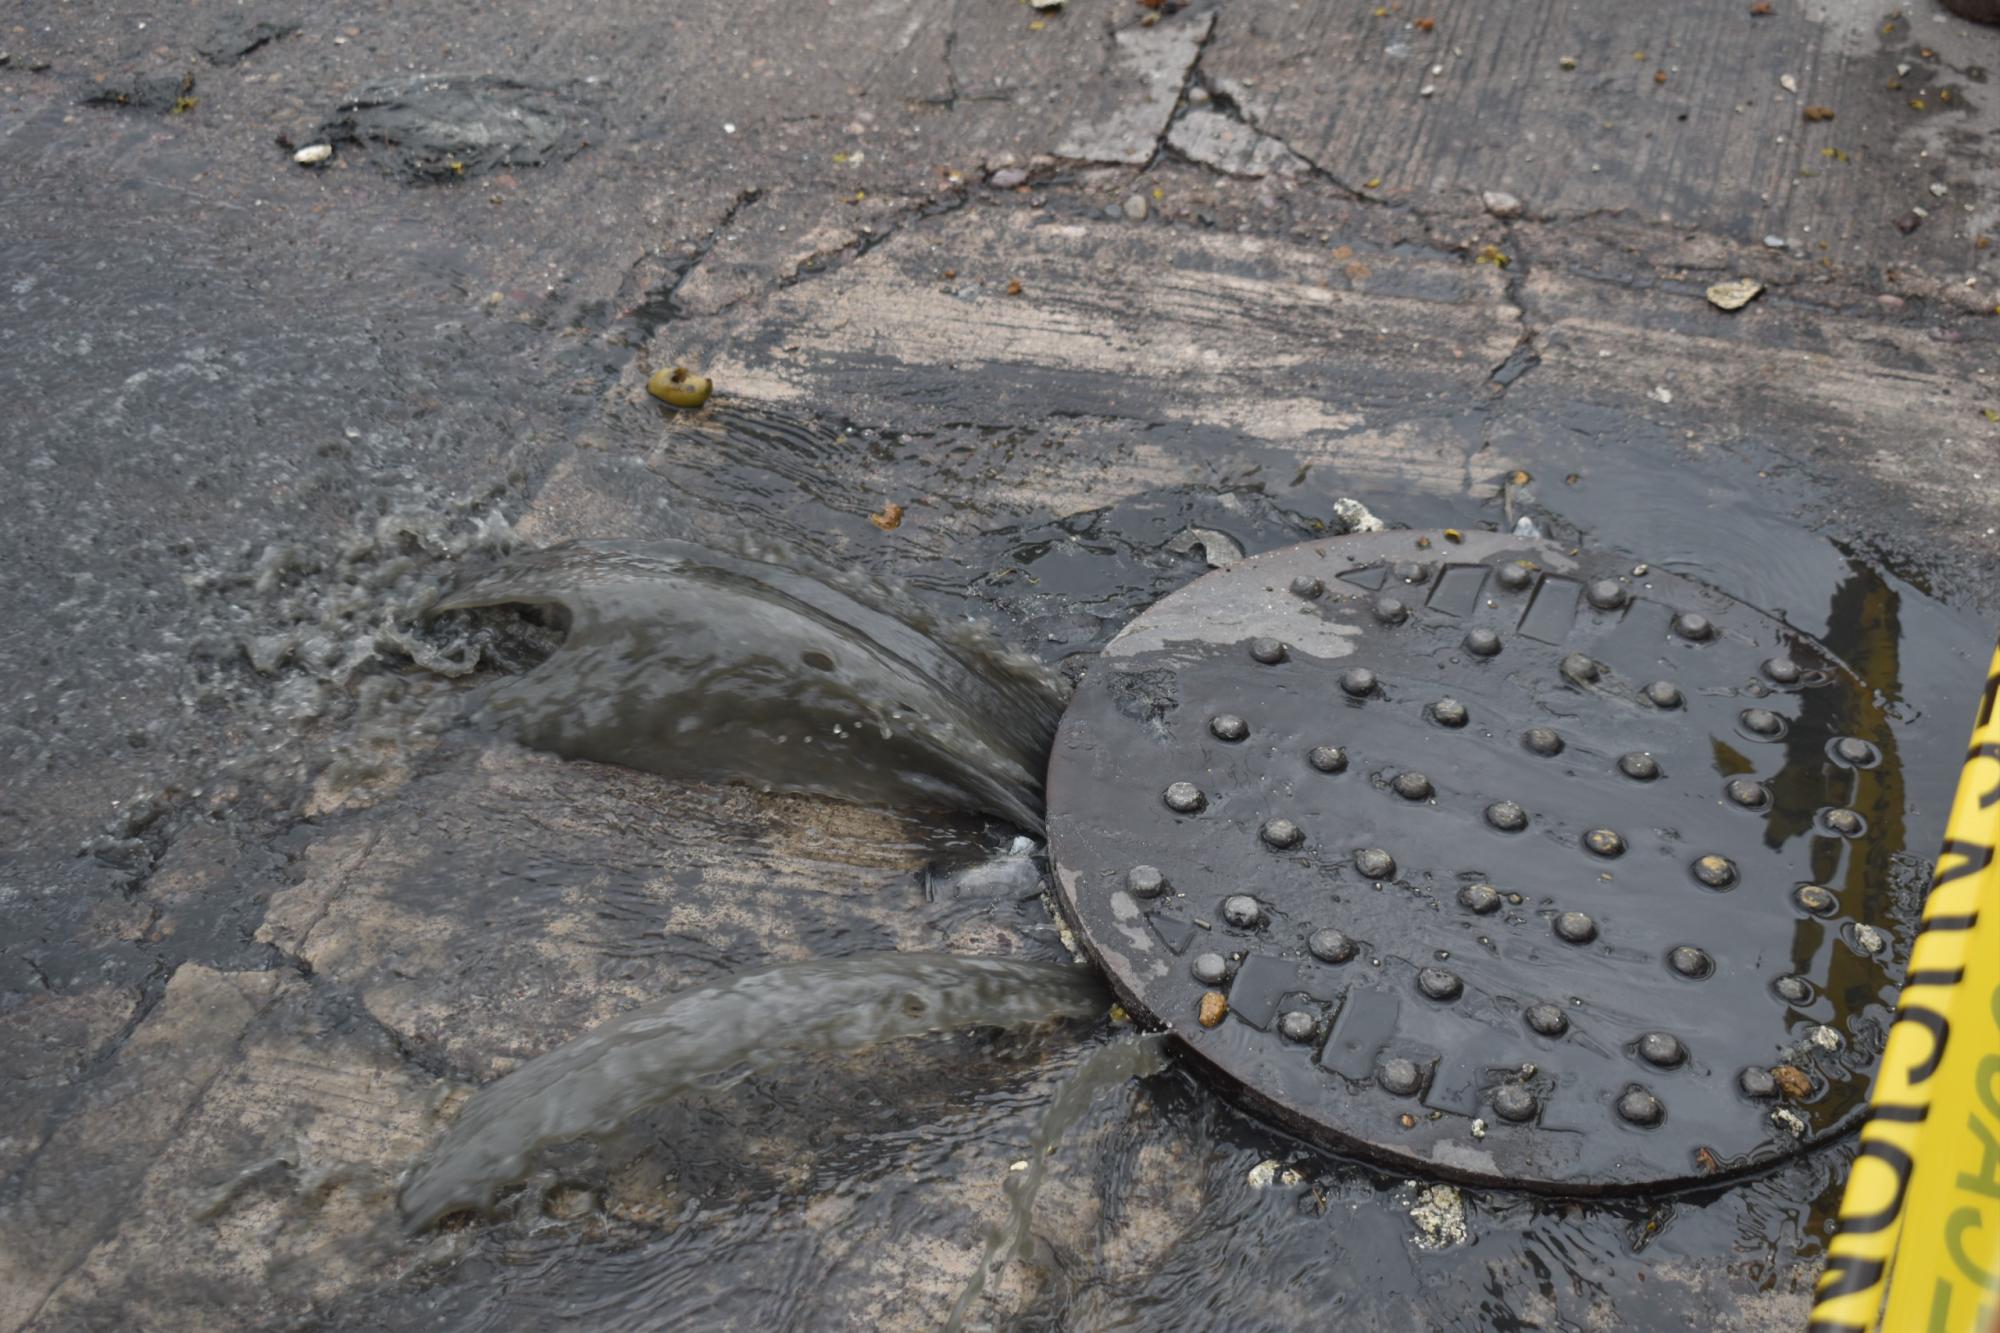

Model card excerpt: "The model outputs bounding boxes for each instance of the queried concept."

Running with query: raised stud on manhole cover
[1163,782,1206,813]
[1046,529,1904,1191]
[1668,946,1713,979]
[1374,596,1409,625]
[1493,1085,1539,1122]
[1796,884,1838,916]
[1526,1003,1569,1036]
[1637,1032,1686,1067]
[1431,698,1469,728]
[1644,679,1683,709]
[1617,1087,1665,1126]
[1763,656,1802,684]
[1587,579,1629,610]
[1289,575,1324,600]
[1250,637,1287,665]
[1740,707,1786,738]
[1821,807,1865,837]
[1210,713,1249,742]
[1739,1067,1777,1099]
[1562,652,1601,684]
[1417,968,1463,1001]
[1221,895,1263,928]
[1378,1058,1423,1096]
[1691,854,1737,889]
[1524,727,1565,756]
[1127,865,1167,897]
[1724,778,1771,809]
[1309,928,1357,963]
[1584,827,1626,858]
[1458,883,1502,914]
[1354,847,1397,879]
[1672,612,1715,641]
[1554,911,1598,944]
[1465,628,1502,657]
[1391,772,1434,801]
[1618,751,1661,780]
[1308,745,1348,773]
[1831,736,1881,768]
[1393,561,1430,585]
[1279,1011,1318,1043]
[1340,667,1377,697]
[1772,975,1812,1004]
[1261,818,1304,849]
[1487,800,1529,832]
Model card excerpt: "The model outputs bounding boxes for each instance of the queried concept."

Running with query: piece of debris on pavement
[647,366,713,408]
[1706,278,1764,310]
[1409,1183,1469,1250]
[869,502,904,531]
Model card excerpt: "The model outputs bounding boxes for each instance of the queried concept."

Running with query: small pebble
[1706,278,1764,311]
[1123,192,1149,221]
[1482,189,1523,218]
[293,143,334,166]
[1771,1107,1807,1137]
[990,167,1028,188]
[1198,991,1228,1027]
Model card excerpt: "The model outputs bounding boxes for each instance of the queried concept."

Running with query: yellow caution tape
[1810,647,2000,1332]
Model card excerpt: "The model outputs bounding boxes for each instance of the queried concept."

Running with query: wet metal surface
[1048,530,1913,1191]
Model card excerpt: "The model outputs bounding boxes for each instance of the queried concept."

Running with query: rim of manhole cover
[1046,529,1898,1193]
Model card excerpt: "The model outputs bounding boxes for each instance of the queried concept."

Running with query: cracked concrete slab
[0,966,286,1331]
[1198,0,2000,265]
[1167,107,1308,178]
[1057,12,1215,164]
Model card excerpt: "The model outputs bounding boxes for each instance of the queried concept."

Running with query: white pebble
[293,143,333,166]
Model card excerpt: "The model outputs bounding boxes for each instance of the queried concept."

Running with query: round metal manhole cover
[1046,530,1897,1191]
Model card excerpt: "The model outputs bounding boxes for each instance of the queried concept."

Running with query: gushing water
[398,952,1109,1231]
[947,1032,1172,1330]
[437,539,1067,830]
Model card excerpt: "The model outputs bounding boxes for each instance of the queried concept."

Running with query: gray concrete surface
[2,0,1997,1327]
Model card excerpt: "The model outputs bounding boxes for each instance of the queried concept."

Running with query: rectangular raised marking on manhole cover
[1426,564,1490,618]
[1228,955,1310,1030]
[1146,907,1195,955]
[1319,985,1400,1078]
[1516,575,1581,644]
[1337,563,1389,592]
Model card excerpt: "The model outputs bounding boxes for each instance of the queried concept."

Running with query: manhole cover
[1046,530,1898,1191]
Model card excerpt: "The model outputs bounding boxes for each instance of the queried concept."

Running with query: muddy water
[946,1031,1171,1331]
[320,394,1997,1332]
[438,539,1067,831]
[399,953,1108,1231]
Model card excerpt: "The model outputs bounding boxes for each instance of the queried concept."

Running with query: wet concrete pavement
[2,0,1998,1327]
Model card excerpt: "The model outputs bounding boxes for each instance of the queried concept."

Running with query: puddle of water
[399,952,1108,1231]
